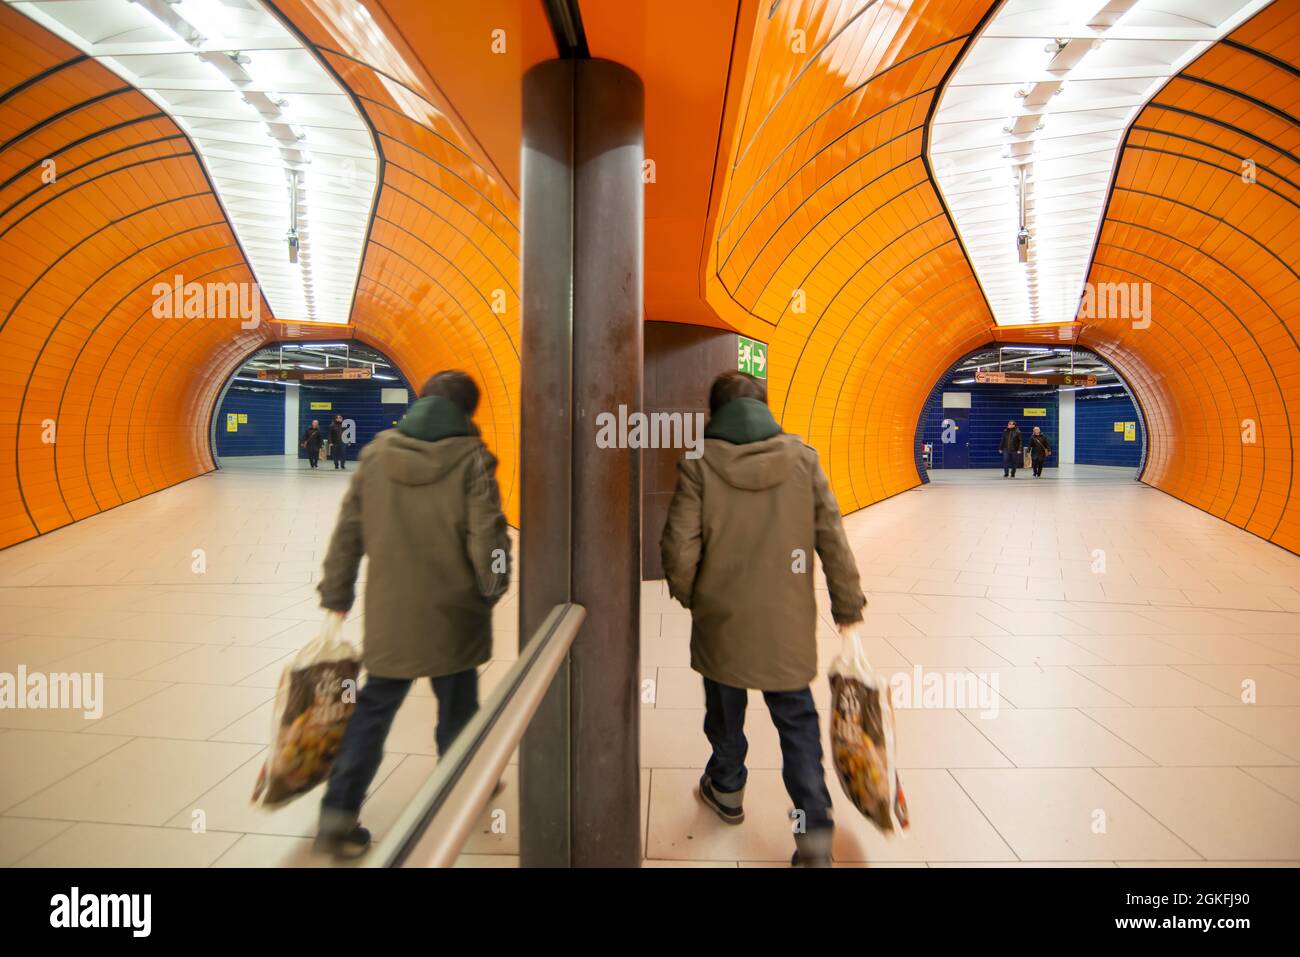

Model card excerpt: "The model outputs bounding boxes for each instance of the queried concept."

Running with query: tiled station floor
[1,460,1298,867]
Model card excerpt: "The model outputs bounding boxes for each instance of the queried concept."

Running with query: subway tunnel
[0,0,1298,874]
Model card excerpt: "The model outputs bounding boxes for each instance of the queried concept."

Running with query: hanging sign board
[976,370,1096,387]
[310,402,332,411]
[1023,408,1046,417]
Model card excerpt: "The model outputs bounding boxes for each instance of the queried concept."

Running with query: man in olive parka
[314,371,510,858]
[661,371,866,866]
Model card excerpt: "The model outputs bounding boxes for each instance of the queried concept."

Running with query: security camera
[287,229,300,264]
[1016,227,1030,263]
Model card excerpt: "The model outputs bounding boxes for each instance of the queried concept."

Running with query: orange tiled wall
[0,7,273,549]
[705,0,1000,512]
[1078,3,1300,552]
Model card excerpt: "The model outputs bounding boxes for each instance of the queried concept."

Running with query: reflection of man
[329,414,347,470]
[314,371,510,860]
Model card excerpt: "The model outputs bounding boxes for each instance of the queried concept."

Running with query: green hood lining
[704,397,782,445]
[397,396,476,442]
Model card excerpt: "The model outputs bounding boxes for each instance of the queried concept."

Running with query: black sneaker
[696,774,744,825]
[313,823,372,860]
[791,829,833,867]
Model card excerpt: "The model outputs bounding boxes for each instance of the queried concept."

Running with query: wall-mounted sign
[737,336,767,379]
[257,367,372,381]
[226,413,238,433]
[1124,422,1136,442]
[976,370,1097,387]
[1023,408,1046,417]
[237,413,248,424]
[310,402,332,411]
[1114,421,1125,432]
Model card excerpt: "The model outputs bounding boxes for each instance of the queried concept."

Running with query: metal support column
[519,57,644,867]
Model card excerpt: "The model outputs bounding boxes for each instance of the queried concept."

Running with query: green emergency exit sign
[738,336,767,379]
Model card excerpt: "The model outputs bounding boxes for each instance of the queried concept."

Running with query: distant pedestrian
[999,420,1022,478]
[1029,426,1052,477]
[301,420,323,469]
[329,414,347,470]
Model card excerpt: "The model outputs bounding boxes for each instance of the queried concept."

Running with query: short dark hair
[420,370,479,415]
[709,370,767,415]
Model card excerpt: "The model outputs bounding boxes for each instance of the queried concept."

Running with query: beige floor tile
[900,613,1009,637]
[642,858,738,867]
[458,763,520,856]
[454,853,520,867]
[1160,635,1300,664]
[951,768,1200,861]
[645,767,806,862]
[894,710,1012,767]
[9,737,261,825]
[1097,767,1300,860]
[962,709,1152,767]
[0,818,74,866]
[1063,636,1204,665]
[0,677,171,733]
[16,822,240,867]
[1241,766,1300,805]
[970,636,1107,667]
[1071,665,1242,707]
[832,769,1016,863]
[972,667,1129,708]
[133,644,293,685]
[0,635,109,671]
[40,639,198,678]
[1199,706,1300,762]
[1172,663,1300,706]
[1084,707,1296,766]
[885,636,1014,667]
[85,683,273,740]
[211,833,345,868]
[0,730,132,811]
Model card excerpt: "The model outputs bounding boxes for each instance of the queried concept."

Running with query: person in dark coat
[998,420,1023,478]
[661,371,866,867]
[301,420,323,469]
[328,414,347,470]
[314,371,510,859]
[1029,426,1052,477]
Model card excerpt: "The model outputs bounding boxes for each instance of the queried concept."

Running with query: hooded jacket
[660,398,866,691]
[317,396,511,679]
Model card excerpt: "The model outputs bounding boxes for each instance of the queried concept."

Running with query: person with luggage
[301,420,323,469]
[660,370,866,867]
[999,420,1023,478]
[313,370,511,859]
[328,414,348,470]
[1029,426,1052,477]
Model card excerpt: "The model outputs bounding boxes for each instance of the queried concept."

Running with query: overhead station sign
[975,370,1096,387]
[257,367,372,382]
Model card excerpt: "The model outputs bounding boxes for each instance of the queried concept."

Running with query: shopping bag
[251,613,361,809]
[829,625,909,833]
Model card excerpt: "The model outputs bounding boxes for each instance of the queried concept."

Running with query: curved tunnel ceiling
[13,0,380,326]
[933,0,1270,328]
[0,2,274,548]
[1078,0,1300,553]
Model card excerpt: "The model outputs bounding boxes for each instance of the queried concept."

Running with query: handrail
[368,602,584,868]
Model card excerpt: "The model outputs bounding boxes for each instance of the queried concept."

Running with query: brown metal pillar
[519,58,644,867]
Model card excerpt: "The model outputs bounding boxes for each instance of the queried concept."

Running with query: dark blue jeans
[321,669,478,820]
[331,442,346,468]
[702,677,834,831]
[1002,449,1019,476]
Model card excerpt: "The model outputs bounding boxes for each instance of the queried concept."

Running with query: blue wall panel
[920,383,1059,470]
[1076,392,1143,467]
[297,380,412,462]
[216,383,286,456]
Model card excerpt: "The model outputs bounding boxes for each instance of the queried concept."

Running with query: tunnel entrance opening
[914,344,1149,484]
[207,341,416,472]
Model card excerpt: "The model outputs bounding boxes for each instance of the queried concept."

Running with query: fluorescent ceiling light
[11,0,378,326]
[930,0,1270,326]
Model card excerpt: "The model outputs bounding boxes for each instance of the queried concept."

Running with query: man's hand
[836,622,860,637]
